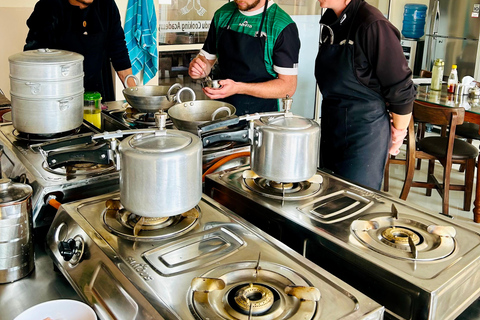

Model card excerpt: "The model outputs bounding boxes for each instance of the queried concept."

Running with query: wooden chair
[399,101,478,216]
[419,69,432,78]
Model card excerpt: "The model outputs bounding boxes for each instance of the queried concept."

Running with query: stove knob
[58,236,84,265]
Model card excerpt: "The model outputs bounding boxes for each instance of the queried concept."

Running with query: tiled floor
[384,141,480,319]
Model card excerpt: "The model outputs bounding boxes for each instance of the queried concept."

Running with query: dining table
[415,84,480,222]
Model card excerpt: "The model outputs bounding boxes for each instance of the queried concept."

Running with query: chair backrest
[411,102,465,165]
[420,69,432,78]
[413,101,465,129]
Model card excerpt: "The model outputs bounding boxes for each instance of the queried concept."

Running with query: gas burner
[189,258,321,319]
[42,161,116,177]
[13,128,81,142]
[242,170,323,201]
[102,199,200,241]
[123,108,157,125]
[351,205,457,261]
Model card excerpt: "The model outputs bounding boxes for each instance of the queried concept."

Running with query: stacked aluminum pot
[9,49,84,134]
[0,177,34,283]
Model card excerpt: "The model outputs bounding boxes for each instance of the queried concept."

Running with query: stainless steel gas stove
[46,193,384,320]
[0,122,119,227]
[204,166,480,320]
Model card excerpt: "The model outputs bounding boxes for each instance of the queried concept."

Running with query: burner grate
[102,199,200,241]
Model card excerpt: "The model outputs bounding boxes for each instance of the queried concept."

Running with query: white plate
[14,299,96,320]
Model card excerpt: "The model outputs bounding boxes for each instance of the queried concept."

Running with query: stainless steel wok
[168,100,236,134]
[122,75,195,113]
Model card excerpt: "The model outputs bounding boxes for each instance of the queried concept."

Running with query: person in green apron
[315,0,415,190]
[24,0,135,102]
[188,0,301,115]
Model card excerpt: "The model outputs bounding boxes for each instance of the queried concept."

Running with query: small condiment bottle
[447,64,458,93]
[431,58,444,91]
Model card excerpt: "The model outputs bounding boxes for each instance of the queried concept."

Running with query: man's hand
[202,79,238,99]
[188,55,211,79]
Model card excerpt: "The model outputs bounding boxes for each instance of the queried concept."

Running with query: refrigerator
[423,0,480,80]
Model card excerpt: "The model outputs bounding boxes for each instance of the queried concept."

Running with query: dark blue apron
[60,5,113,101]
[215,1,277,115]
[315,2,390,190]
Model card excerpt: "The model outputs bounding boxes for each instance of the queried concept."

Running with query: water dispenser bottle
[402,4,427,39]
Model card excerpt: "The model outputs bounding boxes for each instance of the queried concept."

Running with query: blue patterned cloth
[124,0,158,84]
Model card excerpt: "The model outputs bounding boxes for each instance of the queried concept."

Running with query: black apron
[60,5,114,101]
[215,1,277,115]
[315,2,390,190]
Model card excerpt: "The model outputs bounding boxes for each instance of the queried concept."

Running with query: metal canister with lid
[0,175,34,283]
[431,58,444,91]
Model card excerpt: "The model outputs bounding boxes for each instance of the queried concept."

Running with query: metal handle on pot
[173,87,196,103]
[25,82,41,95]
[60,64,74,77]
[202,128,250,147]
[211,106,232,120]
[123,74,139,88]
[46,142,111,169]
[197,115,242,134]
[58,97,73,111]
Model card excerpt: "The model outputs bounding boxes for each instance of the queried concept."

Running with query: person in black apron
[188,0,300,115]
[315,0,414,190]
[24,0,134,102]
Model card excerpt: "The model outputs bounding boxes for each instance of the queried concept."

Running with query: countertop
[0,227,82,320]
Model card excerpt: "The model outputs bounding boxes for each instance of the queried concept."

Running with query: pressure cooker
[199,97,320,182]
[36,113,202,217]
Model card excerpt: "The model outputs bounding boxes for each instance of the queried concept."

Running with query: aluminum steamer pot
[0,177,34,283]
[251,115,320,182]
[8,49,84,134]
[118,129,203,217]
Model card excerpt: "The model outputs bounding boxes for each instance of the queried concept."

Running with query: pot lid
[128,131,193,153]
[0,178,32,205]
[9,49,84,64]
[262,115,315,130]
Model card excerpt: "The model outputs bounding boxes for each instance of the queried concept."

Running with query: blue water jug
[402,4,427,39]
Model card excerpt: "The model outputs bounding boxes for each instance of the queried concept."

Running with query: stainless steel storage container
[0,178,34,283]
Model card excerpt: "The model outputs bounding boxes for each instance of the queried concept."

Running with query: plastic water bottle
[402,4,427,39]
[431,58,444,91]
[447,65,458,94]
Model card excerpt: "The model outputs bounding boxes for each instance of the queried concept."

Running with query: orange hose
[202,152,250,182]
[48,198,62,210]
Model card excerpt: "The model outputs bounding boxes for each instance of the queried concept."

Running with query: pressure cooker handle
[46,142,111,169]
[34,133,95,152]
[197,115,241,134]
[202,128,250,147]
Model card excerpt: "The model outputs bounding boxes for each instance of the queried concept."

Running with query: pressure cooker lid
[128,131,194,153]
[0,178,32,205]
[262,115,316,130]
[9,48,84,64]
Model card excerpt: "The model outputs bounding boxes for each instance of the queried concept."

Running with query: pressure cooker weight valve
[58,235,84,266]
